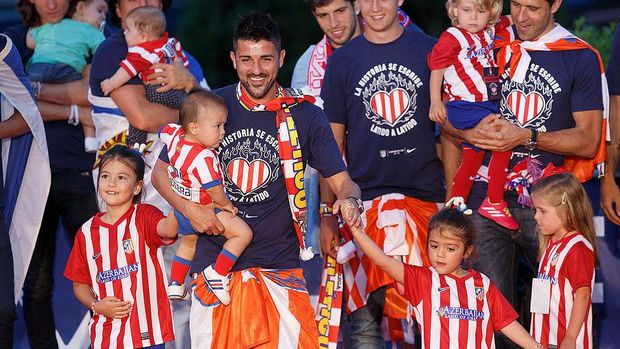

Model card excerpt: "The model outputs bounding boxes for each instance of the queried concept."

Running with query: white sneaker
[84,137,98,153]
[201,265,230,305]
[167,281,189,301]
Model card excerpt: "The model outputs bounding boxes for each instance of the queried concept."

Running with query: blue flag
[0,33,50,302]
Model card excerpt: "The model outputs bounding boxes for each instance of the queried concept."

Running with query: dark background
[170,0,620,88]
[0,0,617,87]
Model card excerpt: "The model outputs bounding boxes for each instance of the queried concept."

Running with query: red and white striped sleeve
[403,264,432,305]
[193,149,223,188]
[428,31,461,71]
[562,243,595,293]
[138,204,174,249]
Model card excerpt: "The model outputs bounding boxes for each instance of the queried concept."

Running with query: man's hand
[319,216,340,258]
[333,198,362,228]
[601,176,620,225]
[94,297,132,319]
[429,101,447,123]
[184,201,225,235]
[468,115,530,152]
[147,60,198,93]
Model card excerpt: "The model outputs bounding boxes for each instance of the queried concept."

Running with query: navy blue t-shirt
[0,148,4,219]
[469,31,603,209]
[90,30,142,97]
[321,27,444,202]
[4,24,95,171]
[607,27,620,95]
[190,85,347,272]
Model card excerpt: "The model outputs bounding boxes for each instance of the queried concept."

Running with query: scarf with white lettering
[306,8,412,97]
[236,83,316,260]
[496,24,609,182]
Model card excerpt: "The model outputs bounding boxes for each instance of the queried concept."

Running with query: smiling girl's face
[98,159,142,210]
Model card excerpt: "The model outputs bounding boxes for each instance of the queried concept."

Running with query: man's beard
[240,75,275,101]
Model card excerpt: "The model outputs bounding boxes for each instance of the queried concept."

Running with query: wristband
[524,128,538,151]
[30,81,41,99]
[91,300,99,315]
[68,104,80,126]
[319,202,334,216]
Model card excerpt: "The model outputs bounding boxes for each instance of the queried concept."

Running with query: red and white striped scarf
[236,83,316,260]
[496,24,608,182]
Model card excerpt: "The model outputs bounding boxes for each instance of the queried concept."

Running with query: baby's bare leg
[216,211,253,257]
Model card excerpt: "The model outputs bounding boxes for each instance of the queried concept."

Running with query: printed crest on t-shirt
[353,62,424,137]
[500,63,562,130]
[218,128,280,203]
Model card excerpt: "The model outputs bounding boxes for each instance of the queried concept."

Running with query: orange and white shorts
[189,268,319,349]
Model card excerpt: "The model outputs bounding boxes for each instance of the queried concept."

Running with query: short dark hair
[179,89,227,130]
[106,0,172,27]
[305,0,354,12]
[232,12,281,52]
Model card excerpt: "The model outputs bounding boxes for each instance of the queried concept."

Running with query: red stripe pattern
[370,88,411,125]
[159,124,222,204]
[404,266,518,349]
[428,17,511,103]
[64,204,175,348]
[226,158,271,194]
[531,234,594,348]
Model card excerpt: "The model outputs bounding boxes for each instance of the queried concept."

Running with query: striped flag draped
[0,34,50,302]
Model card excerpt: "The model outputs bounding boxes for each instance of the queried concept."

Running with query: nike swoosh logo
[92,252,101,260]
[437,287,450,293]
[406,148,416,154]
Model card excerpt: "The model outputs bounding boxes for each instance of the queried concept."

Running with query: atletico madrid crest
[475,287,484,301]
[122,239,134,254]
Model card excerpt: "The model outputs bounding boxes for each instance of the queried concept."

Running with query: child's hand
[333,198,362,228]
[429,101,447,123]
[221,201,238,216]
[94,297,132,319]
[100,79,114,96]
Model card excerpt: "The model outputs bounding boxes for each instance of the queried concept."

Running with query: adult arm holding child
[152,158,224,235]
[440,110,601,157]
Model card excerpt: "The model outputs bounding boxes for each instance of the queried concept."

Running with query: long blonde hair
[530,173,599,267]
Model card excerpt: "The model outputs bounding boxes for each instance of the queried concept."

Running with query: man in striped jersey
[441,0,605,347]
[320,0,445,347]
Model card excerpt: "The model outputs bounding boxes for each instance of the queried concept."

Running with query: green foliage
[571,17,617,67]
